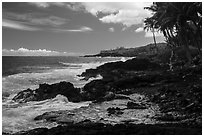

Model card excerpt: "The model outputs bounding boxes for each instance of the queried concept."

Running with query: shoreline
[3,55,202,135]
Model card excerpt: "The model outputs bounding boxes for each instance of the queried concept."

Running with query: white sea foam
[2,94,91,133]
[2,57,133,99]
[2,56,134,133]
[58,61,104,70]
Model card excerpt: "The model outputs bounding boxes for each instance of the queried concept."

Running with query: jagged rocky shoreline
[7,55,202,135]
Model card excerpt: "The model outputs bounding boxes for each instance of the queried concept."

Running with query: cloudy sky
[2,2,165,56]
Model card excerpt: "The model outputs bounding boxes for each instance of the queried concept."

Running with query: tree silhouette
[144,2,202,63]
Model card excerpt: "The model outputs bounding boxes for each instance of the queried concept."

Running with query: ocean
[2,56,128,133]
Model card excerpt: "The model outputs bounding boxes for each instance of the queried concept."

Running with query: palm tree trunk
[152,28,158,54]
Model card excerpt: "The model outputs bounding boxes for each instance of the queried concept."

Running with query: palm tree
[144,2,202,63]
[144,17,158,54]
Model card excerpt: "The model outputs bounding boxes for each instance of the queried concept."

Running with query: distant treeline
[84,43,168,57]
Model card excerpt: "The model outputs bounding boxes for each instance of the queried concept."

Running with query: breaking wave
[2,94,90,133]
[2,56,134,133]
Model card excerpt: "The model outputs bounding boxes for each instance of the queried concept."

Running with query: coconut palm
[144,18,158,54]
[144,2,202,63]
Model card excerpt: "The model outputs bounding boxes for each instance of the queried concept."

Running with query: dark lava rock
[127,101,147,109]
[103,92,115,101]
[79,68,99,80]
[34,111,75,123]
[81,69,170,102]
[34,111,59,121]
[79,58,161,80]
[15,128,49,135]
[13,81,82,103]
[107,107,123,116]
[82,80,108,101]
[96,58,161,72]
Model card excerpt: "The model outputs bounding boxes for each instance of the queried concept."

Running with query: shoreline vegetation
[84,43,168,57]
[3,2,202,135]
[5,41,202,135]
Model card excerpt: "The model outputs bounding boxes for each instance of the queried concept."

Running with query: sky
[2,2,165,56]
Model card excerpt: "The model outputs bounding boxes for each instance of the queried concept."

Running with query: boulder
[82,80,108,101]
[107,107,123,116]
[103,92,115,101]
[12,88,36,103]
[12,81,82,103]
[127,101,147,109]
[79,68,99,80]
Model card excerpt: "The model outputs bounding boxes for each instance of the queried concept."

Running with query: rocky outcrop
[12,81,82,103]
[80,70,175,102]
[79,58,162,80]
[107,107,124,116]
[82,80,108,101]
[34,111,75,122]
[79,57,166,102]
[126,101,147,109]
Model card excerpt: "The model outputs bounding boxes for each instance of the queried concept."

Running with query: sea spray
[2,94,91,133]
[3,56,133,133]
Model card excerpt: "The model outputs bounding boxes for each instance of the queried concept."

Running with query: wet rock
[79,69,99,80]
[13,81,82,103]
[34,111,59,121]
[103,92,115,101]
[12,88,34,102]
[15,128,49,135]
[82,80,108,101]
[34,111,75,124]
[127,101,147,109]
[107,107,123,116]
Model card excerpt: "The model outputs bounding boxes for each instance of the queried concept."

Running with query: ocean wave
[58,62,83,68]
[59,61,103,69]
[3,57,133,97]
[2,94,91,133]
[58,57,133,70]
[2,56,134,133]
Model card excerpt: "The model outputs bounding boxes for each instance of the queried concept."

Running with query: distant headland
[84,43,168,57]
